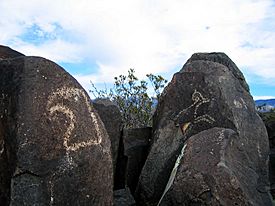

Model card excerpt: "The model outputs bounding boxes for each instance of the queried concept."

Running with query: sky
[0,0,275,100]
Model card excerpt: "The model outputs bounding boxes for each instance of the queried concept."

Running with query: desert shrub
[90,69,167,128]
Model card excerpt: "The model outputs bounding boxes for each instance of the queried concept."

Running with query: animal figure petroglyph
[46,86,102,205]
[158,91,216,205]
[174,90,215,134]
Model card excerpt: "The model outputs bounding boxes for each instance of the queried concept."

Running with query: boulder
[0,56,113,205]
[93,98,122,174]
[136,52,271,205]
[114,187,136,206]
[114,127,151,194]
[260,112,275,198]
[260,113,275,149]
[0,121,9,205]
[0,46,24,204]
[159,127,270,206]
[123,127,151,194]
[0,45,24,60]
[114,133,128,190]
[184,52,249,92]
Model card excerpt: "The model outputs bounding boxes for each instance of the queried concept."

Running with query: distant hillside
[255,99,275,107]
[255,99,275,112]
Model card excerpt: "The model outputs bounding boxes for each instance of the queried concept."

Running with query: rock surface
[159,127,270,206]
[136,52,271,205]
[114,133,128,190]
[0,45,24,59]
[260,112,275,198]
[114,127,151,194]
[93,98,122,174]
[260,113,275,149]
[184,52,250,92]
[123,127,151,194]
[0,56,113,205]
[0,121,9,205]
[114,187,136,206]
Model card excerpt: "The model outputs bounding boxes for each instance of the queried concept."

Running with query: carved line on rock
[217,129,226,167]
[46,86,103,205]
[194,114,215,124]
[159,90,216,204]
[175,90,215,134]
[48,158,76,206]
[0,141,4,155]
[49,104,76,150]
[47,86,102,152]
[48,86,102,144]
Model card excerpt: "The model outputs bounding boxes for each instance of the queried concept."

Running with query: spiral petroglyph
[47,86,102,151]
[46,86,103,205]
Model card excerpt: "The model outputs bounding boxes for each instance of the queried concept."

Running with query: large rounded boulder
[136,53,272,206]
[0,45,24,60]
[0,55,113,205]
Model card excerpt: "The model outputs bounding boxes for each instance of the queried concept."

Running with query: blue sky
[1,0,275,100]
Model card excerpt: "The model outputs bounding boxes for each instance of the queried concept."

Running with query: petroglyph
[49,104,76,149]
[217,129,228,169]
[234,98,248,109]
[47,87,102,151]
[175,90,215,134]
[0,141,4,155]
[194,114,215,124]
[49,159,76,206]
[257,142,262,158]
[233,100,243,109]
[46,86,103,205]
[0,121,3,155]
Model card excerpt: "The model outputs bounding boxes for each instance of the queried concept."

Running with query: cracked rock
[136,53,271,206]
[0,48,113,206]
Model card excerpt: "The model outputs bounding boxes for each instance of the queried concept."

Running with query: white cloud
[13,39,84,63]
[73,74,94,93]
[254,96,275,100]
[1,0,275,87]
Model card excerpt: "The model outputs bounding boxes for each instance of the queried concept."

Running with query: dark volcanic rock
[183,52,249,92]
[0,121,9,205]
[136,53,271,205]
[114,127,151,194]
[93,98,122,174]
[114,187,136,206]
[260,112,275,198]
[0,56,113,205]
[260,113,275,149]
[159,128,270,206]
[114,133,128,190]
[123,127,151,194]
[0,45,24,60]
